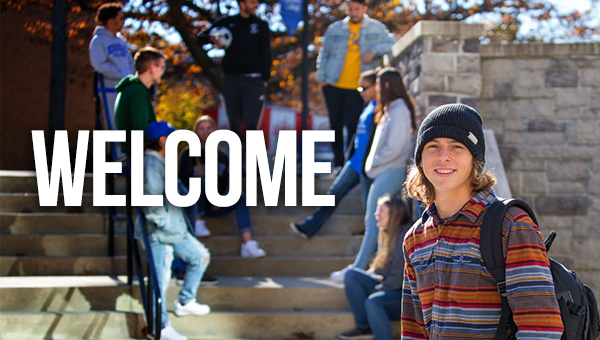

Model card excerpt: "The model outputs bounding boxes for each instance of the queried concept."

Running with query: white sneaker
[330,265,354,283]
[241,240,266,258]
[161,321,188,340]
[174,299,210,317]
[194,220,211,237]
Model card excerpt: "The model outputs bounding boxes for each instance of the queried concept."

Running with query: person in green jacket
[114,46,166,153]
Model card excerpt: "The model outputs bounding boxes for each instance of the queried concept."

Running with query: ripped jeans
[149,232,210,328]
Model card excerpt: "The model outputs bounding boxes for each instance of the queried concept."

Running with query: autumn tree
[3,0,598,116]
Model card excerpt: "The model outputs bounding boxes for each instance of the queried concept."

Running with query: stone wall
[480,43,600,293]
[391,21,600,295]
[391,21,484,122]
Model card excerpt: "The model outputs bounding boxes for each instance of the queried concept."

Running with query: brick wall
[391,21,600,295]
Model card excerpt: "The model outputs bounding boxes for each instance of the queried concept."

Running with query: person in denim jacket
[138,121,211,340]
[315,0,395,171]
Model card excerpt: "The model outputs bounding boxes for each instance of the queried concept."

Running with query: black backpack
[480,198,599,340]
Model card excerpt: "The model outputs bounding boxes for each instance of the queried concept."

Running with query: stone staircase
[0,170,401,339]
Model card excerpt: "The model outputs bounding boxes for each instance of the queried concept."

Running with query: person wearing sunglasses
[291,69,378,242]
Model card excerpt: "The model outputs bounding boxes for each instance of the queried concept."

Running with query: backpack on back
[480,198,599,340]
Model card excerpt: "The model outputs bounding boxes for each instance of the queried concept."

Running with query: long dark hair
[369,194,410,271]
[374,67,416,132]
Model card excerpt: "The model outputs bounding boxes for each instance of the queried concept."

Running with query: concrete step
[1,256,355,277]
[0,193,364,216]
[0,234,364,257]
[0,276,349,313]
[0,213,366,236]
[0,170,359,198]
[0,310,401,340]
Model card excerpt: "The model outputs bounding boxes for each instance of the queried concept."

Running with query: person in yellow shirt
[315,0,395,173]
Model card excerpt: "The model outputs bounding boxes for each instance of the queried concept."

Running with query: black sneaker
[290,223,309,240]
[201,273,219,286]
[339,327,374,340]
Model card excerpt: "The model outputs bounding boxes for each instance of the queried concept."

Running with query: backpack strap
[480,198,538,340]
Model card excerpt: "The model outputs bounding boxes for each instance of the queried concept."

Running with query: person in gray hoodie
[330,67,416,282]
[89,2,135,130]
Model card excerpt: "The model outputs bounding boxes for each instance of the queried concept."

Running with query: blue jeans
[354,167,406,269]
[298,163,373,238]
[150,233,210,328]
[186,181,252,235]
[344,268,402,340]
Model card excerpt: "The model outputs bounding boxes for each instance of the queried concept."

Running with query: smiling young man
[315,0,395,172]
[401,104,563,339]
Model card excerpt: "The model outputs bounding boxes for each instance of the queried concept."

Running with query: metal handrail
[94,73,162,339]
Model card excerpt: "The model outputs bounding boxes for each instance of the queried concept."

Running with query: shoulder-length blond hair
[369,194,410,271]
[405,159,497,206]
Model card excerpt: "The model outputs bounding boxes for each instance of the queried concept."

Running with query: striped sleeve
[401,242,429,340]
[502,207,564,340]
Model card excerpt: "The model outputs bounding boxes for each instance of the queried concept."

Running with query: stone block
[590,89,600,109]
[502,131,523,145]
[513,88,554,99]
[457,55,481,73]
[535,195,589,216]
[493,82,513,98]
[420,74,445,92]
[555,107,580,119]
[527,121,566,132]
[524,132,565,145]
[460,97,480,111]
[480,100,529,120]
[481,59,514,81]
[422,54,455,74]
[504,119,526,132]
[592,198,600,213]
[428,95,457,108]
[562,146,600,160]
[538,216,573,229]
[481,82,494,98]
[551,58,580,69]
[410,77,420,95]
[499,146,519,168]
[572,239,600,269]
[595,159,600,173]
[511,159,546,171]
[567,122,600,145]
[573,215,600,237]
[506,171,520,194]
[530,99,555,120]
[547,161,591,181]
[522,172,548,194]
[525,146,560,159]
[545,69,578,88]
[582,108,600,120]
[514,58,552,71]
[580,69,600,87]
[514,71,545,90]
[448,74,482,96]
[590,175,600,195]
[431,37,459,53]
[483,119,503,136]
[555,89,589,107]
[462,38,480,53]
[550,182,585,194]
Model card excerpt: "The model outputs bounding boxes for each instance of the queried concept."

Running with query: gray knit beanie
[414,103,485,165]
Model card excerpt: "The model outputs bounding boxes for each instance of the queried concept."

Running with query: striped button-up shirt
[401,189,563,339]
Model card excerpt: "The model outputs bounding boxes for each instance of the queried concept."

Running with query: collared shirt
[401,189,563,340]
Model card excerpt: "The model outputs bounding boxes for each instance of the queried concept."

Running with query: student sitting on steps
[339,194,409,340]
